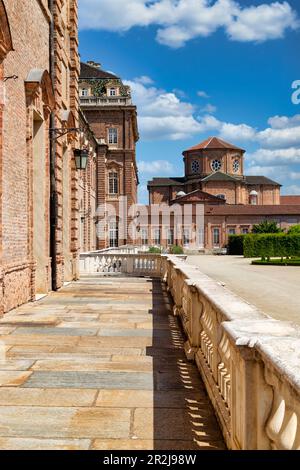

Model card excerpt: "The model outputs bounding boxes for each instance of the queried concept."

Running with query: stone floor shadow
[146,279,226,450]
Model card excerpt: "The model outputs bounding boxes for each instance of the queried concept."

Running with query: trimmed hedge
[228,235,247,255]
[169,245,184,255]
[252,258,300,266]
[244,233,300,258]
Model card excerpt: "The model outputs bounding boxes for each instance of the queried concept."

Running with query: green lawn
[252,258,300,266]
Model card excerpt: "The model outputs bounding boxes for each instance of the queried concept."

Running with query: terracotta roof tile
[185,136,245,152]
[281,195,300,205]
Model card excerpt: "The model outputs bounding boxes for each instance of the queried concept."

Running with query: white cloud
[249,147,300,165]
[283,185,300,195]
[227,1,299,42]
[257,117,300,148]
[138,160,175,174]
[124,79,204,140]
[134,76,154,85]
[201,103,217,114]
[79,1,299,48]
[197,90,210,98]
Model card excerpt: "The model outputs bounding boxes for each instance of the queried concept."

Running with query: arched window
[108,171,118,194]
[109,88,116,96]
[249,190,258,205]
[81,88,88,97]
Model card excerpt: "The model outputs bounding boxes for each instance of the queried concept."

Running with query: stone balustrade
[161,254,300,450]
[80,250,300,450]
[80,96,132,106]
[80,252,163,277]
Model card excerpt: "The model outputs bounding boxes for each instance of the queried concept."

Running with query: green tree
[288,224,300,234]
[252,220,284,234]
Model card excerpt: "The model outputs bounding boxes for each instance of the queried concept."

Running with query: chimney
[87,61,101,69]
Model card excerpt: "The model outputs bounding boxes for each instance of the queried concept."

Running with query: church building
[147,137,300,251]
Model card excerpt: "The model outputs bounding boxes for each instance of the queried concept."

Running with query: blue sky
[79,0,300,203]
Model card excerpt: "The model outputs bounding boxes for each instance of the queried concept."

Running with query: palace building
[147,136,300,251]
[79,61,139,249]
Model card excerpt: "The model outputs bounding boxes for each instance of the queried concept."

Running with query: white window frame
[141,227,148,245]
[108,171,118,195]
[213,227,220,247]
[109,87,117,96]
[183,228,190,247]
[109,221,118,248]
[81,88,88,97]
[108,128,118,145]
[153,228,161,245]
[167,228,174,246]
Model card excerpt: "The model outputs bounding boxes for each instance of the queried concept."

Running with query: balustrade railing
[161,255,300,450]
[80,252,162,277]
[79,250,300,449]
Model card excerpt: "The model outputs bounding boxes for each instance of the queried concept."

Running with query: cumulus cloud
[249,147,300,165]
[124,79,204,140]
[79,0,299,48]
[138,160,175,174]
[257,115,300,148]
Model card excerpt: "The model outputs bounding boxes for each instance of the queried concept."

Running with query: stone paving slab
[0,438,91,450]
[0,388,97,406]
[0,406,131,438]
[0,276,225,450]
[23,370,154,390]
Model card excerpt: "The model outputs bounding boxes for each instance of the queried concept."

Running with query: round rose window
[211,159,222,172]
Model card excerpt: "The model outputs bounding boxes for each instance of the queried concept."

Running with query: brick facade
[79,62,139,249]
[0,0,97,314]
[146,137,300,251]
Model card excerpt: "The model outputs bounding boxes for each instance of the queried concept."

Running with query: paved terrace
[187,255,300,324]
[0,276,225,450]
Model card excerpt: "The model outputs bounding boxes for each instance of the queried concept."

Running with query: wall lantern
[74,149,89,170]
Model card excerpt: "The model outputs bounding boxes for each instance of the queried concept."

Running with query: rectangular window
[242,227,249,234]
[228,227,236,235]
[109,88,116,96]
[198,228,204,248]
[213,227,220,247]
[108,128,118,144]
[108,172,118,194]
[167,228,174,246]
[183,228,190,246]
[153,228,161,245]
[109,221,118,248]
[141,228,148,245]
[81,88,88,97]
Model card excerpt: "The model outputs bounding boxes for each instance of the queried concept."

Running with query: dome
[176,191,186,198]
[250,190,258,196]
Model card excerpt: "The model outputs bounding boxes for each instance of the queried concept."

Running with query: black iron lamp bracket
[50,127,81,141]
[3,75,18,82]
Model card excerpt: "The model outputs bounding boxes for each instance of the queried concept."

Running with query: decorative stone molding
[25,69,55,114]
[0,0,13,61]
